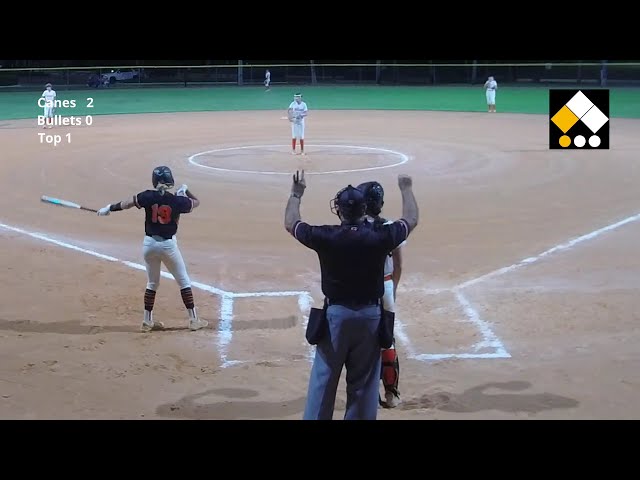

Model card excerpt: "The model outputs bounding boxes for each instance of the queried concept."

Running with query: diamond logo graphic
[549,89,610,149]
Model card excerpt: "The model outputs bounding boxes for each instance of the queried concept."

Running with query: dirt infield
[1,110,639,419]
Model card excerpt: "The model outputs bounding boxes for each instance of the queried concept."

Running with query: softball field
[1,86,639,419]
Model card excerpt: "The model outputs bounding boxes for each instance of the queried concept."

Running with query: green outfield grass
[1,86,639,120]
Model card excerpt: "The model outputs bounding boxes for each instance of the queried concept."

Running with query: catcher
[287,93,308,155]
[358,181,405,408]
[96,166,208,333]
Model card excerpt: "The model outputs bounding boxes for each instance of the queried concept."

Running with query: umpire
[284,170,419,420]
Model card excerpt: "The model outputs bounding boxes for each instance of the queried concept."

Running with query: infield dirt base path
[1,110,639,419]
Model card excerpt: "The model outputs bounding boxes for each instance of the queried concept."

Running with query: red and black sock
[292,139,296,150]
[144,288,156,311]
[180,287,195,310]
[300,139,304,151]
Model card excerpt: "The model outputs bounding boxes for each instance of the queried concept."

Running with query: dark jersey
[369,215,393,260]
[134,190,194,239]
[292,219,409,301]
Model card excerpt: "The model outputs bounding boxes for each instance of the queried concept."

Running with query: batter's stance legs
[142,240,164,332]
[161,240,208,331]
[141,237,208,332]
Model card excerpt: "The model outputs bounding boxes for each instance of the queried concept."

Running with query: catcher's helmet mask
[152,166,175,193]
[330,185,367,222]
[357,181,385,217]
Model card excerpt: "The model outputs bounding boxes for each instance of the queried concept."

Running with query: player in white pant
[288,93,308,155]
[96,166,208,333]
[41,83,56,128]
[264,69,271,91]
[359,181,405,409]
[484,76,497,112]
[143,235,190,294]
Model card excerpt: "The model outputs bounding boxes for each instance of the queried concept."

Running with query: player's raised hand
[291,170,306,197]
[398,174,412,190]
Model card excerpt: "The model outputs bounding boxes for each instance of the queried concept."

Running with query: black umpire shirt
[291,219,409,301]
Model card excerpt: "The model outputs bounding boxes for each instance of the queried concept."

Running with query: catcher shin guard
[381,346,399,394]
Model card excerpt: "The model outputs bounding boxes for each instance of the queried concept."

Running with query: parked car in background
[101,68,141,84]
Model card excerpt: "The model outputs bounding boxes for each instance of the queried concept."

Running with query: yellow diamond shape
[551,105,580,133]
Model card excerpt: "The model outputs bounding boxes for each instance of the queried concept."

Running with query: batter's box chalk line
[0,221,503,366]
[4,211,640,367]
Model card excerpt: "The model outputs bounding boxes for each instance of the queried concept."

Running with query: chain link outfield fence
[0,61,639,89]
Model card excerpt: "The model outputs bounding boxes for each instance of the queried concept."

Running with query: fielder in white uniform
[484,76,498,112]
[288,93,308,155]
[96,166,208,333]
[41,83,56,128]
[264,69,271,91]
[358,181,405,409]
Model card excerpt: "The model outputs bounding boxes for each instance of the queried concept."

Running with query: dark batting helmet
[330,185,367,222]
[152,166,175,191]
[357,181,385,216]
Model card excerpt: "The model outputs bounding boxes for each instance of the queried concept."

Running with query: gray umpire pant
[303,304,382,420]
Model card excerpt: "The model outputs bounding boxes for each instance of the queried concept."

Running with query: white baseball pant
[43,105,54,118]
[486,90,496,105]
[292,121,305,140]
[142,235,191,291]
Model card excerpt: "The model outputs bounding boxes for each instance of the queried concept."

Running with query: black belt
[326,298,380,307]
[147,234,173,241]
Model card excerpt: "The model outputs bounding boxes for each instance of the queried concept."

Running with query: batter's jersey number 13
[151,204,173,224]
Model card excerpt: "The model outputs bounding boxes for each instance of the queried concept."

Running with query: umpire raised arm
[284,170,419,420]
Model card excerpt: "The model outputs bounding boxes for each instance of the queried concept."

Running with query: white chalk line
[398,211,640,361]
[413,352,511,360]
[219,295,237,368]
[394,295,510,361]
[438,211,640,361]
[0,221,309,369]
[455,212,640,291]
[188,144,410,175]
[7,209,636,367]
[452,290,511,357]
[393,317,417,359]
